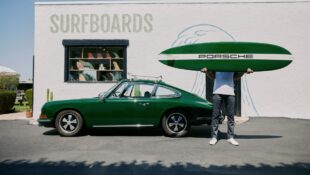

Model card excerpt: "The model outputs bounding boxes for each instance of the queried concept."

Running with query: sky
[0,0,36,80]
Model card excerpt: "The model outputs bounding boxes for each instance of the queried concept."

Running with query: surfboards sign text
[50,13,153,33]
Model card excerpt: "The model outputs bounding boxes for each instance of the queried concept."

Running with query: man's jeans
[211,94,235,139]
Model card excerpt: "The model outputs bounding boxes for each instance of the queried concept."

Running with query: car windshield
[99,81,123,98]
[110,82,130,98]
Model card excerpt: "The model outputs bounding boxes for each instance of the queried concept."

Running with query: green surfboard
[159,42,293,72]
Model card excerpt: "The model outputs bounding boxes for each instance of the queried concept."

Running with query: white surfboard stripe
[160,54,292,61]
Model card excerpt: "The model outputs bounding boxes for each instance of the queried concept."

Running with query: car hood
[42,97,99,108]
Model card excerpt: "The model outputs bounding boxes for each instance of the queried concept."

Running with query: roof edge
[35,0,310,5]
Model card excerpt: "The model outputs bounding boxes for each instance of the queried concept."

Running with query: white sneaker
[209,138,218,145]
[227,138,239,146]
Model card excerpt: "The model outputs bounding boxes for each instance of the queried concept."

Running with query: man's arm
[201,68,215,80]
[234,73,244,80]
[234,68,254,80]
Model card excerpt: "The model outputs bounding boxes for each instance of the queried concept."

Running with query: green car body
[38,79,213,136]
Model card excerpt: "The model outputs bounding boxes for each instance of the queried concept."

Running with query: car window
[99,81,122,98]
[155,86,179,98]
[126,84,154,98]
[123,84,134,97]
[110,82,129,98]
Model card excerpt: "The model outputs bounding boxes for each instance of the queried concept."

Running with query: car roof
[121,79,185,92]
[122,79,166,85]
[118,79,206,101]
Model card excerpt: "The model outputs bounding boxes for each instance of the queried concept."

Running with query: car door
[90,82,163,127]
[126,82,159,126]
[122,83,181,126]
[142,84,183,125]
[91,82,138,126]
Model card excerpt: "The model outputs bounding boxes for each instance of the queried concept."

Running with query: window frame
[107,82,157,99]
[63,39,129,83]
[154,84,181,98]
[126,82,156,98]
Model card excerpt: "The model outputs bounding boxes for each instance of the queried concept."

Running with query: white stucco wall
[34,1,310,119]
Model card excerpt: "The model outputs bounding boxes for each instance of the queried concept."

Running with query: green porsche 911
[38,79,213,137]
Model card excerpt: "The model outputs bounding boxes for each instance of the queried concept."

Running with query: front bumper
[38,119,54,127]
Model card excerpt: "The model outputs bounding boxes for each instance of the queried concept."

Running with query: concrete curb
[222,116,250,125]
[27,119,39,125]
[0,112,29,121]
[0,112,39,125]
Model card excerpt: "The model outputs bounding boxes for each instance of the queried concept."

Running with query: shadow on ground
[189,127,283,139]
[0,159,309,175]
[43,128,163,137]
[43,126,282,139]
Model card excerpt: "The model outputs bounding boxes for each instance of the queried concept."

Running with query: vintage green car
[38,79,213,137]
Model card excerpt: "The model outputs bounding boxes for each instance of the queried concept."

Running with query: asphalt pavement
[0,117,309,175]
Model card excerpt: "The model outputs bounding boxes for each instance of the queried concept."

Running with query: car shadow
[43,128,163,137]
[87,127,163,137]
[43,126,282,139]
[43,129,59,136]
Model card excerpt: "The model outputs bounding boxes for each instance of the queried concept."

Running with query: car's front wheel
[162,111,190,137]
[55,110,83,137]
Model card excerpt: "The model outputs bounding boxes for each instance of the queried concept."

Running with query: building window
[63,40,128,83]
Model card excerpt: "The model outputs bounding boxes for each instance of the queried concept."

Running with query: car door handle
[139,102,150,106]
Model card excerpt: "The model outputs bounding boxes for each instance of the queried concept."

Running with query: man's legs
[211,94,222,139]
[226,95,235,139]
[226,95,239,146]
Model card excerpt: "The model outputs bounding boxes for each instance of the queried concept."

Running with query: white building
[34,0,310,119]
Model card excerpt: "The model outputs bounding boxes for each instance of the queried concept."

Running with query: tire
[162,111,190,137]
[55,110,83,137]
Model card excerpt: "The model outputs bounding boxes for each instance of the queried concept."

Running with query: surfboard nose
[159,59,175,66]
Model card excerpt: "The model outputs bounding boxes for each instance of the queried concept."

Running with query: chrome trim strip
[38,119,52,122]
[93,124,154,128]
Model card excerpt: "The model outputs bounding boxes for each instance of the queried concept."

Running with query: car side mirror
[98,93,105,101]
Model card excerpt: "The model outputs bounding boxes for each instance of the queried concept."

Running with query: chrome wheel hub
[60,114,78,132]
[167,113,187,133]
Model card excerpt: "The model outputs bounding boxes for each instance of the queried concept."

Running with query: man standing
[201,68,253,146]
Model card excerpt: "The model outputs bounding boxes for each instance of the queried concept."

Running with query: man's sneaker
[227,138,239,146]
[209,138,218,145]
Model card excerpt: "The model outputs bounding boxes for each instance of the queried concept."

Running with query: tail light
[39,114,48,119]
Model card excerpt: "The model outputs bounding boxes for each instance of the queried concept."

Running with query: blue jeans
[211,94,235,139]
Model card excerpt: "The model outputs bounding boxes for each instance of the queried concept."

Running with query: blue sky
[0,0,36,80]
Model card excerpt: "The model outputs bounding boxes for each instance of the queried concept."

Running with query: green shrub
[0,90,16,114]
[25,89,33,110]
[0,74,19,90]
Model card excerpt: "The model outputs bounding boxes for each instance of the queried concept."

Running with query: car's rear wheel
[162,111,190,137]
[55,110,83,137]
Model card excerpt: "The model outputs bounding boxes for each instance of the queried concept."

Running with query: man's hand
[201,67,215,79]
[201,67,208,73]
[247,68,254,74]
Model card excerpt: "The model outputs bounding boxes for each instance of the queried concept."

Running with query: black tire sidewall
[55,110,83,137]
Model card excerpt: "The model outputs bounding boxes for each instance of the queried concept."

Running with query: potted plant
[25,89,33,118]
